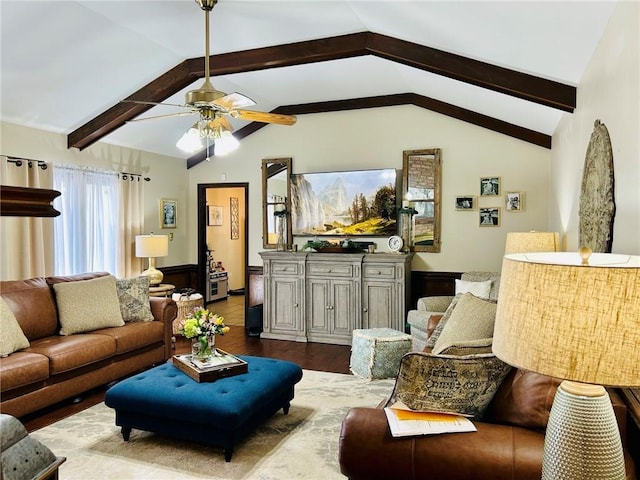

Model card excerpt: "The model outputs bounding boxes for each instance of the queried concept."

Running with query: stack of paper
[384,401,477,437]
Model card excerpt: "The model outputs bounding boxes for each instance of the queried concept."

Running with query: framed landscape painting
[160,198,177,229]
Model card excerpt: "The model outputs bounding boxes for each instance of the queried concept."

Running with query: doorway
[197,183,249,327]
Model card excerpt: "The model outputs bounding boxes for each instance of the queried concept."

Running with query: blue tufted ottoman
[104,356,303,461]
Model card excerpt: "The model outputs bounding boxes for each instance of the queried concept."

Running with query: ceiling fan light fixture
[214,130,240,156]
[176,125,203,153]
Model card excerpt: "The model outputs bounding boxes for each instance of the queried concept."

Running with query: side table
[149,283,175,297]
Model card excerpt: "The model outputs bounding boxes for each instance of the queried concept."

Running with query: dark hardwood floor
[21,325,352,433]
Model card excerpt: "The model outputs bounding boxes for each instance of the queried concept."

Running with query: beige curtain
[0,157,54,280]
[118,174,145,278]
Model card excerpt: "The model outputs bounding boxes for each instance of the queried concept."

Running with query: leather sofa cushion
[93,321,164,354]
[0,352,49,391]
[487,369,562,430]
[26,334,116,375]
[426,314,443,340]
[0,278,58,341]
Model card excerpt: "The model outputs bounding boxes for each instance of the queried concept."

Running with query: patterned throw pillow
[54,275,125,335]
[0,297,29,356]
[389,351,512,418]
[116,276,154,322]
[432,293,497,355]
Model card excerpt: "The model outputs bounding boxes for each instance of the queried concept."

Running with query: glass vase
[276,215,287,251]
[191,334,216,361]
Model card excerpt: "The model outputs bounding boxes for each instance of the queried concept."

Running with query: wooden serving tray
[172,350,248,383]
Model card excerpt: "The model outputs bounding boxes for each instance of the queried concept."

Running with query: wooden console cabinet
[259,251,412,345]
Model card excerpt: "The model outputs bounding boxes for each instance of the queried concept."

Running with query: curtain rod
[2,155,150,181]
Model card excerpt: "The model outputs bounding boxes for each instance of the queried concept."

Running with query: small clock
[387,235,404,253]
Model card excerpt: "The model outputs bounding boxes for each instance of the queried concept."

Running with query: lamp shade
[135,235,169,258]
[504,231,560,254]
[494,252,640,386]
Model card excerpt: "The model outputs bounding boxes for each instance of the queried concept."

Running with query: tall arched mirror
[262,157,292,249]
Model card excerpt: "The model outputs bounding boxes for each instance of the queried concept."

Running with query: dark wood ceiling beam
[365,33,576,113]
[68,62,197,150]
[185,32,369,76]
[68,31,569,152]
[186,94,551,169]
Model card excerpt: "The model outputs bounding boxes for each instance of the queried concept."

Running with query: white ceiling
[1,1,617,160]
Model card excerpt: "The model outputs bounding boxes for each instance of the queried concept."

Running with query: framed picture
[455,195,476,211]
[208,205,223,226]
[160,198,177,229]
[479,207,501,227]
[480,176,501,196]
[505,191,524,211]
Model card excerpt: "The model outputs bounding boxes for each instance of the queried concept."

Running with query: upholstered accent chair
[407,271,501,351]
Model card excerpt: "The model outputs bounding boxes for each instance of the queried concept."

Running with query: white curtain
[118,174,145,277]
[53,166,120,276]
[0,157,54,280]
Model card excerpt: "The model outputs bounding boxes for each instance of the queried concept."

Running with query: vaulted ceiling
[1,1,617,168]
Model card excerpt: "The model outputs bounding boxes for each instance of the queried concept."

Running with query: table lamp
[135,234,169,285]
[504,231,560,254]
[493,249,640,479]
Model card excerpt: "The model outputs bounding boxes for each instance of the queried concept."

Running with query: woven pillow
[438,337,493,356]
[455,279,492,299]
[0,297,29,356]
[424,293,463,349]
[54,275,124,335]
[116,276,154,322]
[432,293,497,355]
[391,352,512,418]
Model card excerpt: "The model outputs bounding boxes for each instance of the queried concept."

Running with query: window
[53,166,120,275]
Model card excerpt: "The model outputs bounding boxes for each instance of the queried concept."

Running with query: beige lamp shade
[494,252,640,387]
[135,235,169,258]
[504,231,560,254]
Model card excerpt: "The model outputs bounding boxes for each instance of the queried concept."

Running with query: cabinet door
[307,278,330,335]
[331,280,358,338]
[363,281,395,329]
[269,276,302,335]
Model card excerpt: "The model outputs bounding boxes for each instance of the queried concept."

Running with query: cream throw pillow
[0,297,30,356]
[54,275,124,335]
[432,293,497,355]
[455,279,492,299]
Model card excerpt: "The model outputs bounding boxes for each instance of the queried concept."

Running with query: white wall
[550,0,639,255]
[188,105,551,273]
[0,122,190,269]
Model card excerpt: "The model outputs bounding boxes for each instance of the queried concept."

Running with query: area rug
[32,369,394,479]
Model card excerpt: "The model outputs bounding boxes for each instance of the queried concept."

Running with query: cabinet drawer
[307,262,355,277]
[271,262,301,275]
[363,264,396,279]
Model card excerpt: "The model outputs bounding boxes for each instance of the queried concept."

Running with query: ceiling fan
[127,0,297,158]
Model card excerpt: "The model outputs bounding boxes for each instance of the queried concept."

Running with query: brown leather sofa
[339,368,637,480]
[0,272,177,418]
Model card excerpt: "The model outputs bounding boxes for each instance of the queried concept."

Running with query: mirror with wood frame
[262,157,292,249]
[402,149,442,253]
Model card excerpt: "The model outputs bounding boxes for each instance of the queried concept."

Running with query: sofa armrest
[339,407,545,480]
[417,295,454,312]
[150,297,178,360]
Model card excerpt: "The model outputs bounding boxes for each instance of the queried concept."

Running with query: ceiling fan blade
[231,110,297,126]
[124,99,188,109]
[127,111,196,123]
[213,92,256,111]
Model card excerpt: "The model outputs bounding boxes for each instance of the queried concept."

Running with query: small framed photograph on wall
[455,195,476,211]
[208,205,223,226]
[160,198,177,229]
[480,176,501,196]
[479,207,501,227]
[505,191,524,212]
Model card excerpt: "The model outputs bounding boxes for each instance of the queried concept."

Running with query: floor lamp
[493,250,640,479]
[135,234,169,286]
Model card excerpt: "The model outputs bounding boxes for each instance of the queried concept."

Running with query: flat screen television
[291,168,398,236]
